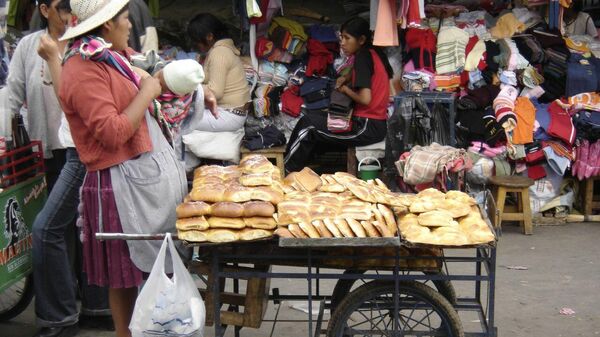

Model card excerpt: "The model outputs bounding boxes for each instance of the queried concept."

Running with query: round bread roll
[177,230,207,242]
[298,222,320,238]
[243,217,277,229]
[417,210,455,227]
[468,228,495,244]
[334,219,355,238]
[211,202,245,218]
[205,229,240,243]
[288,224,309,238]
[207,217,246,229]
[239,172,273,187]
[377,204,398,235]
[176,201,212,218]
[239,228,273,241]
[239,154,274,174]
[409,197,437,213]
[274,227,294,238]
[312,220,333,238]
[243,201,275,217]
[445,190,477,205]
[417,188,446,200]
[176,216,209,231]
[251,187,284,205]
[346,218,367,237]
[323,218,343,238]
[223,185,254,203]
[434,231,470,246]
[190,184,226,203]
[360,220,381,237]
[435,199,471,218]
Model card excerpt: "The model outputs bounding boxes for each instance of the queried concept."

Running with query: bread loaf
[239,228,273,241]
[298,222,320,238]
[288,224,309,238]
[207,217,246,229]
[372,220,394,237]
[274,227,294,238]
[346,218,367,237]
[211,202,245,218]
[409,197,437,213]
[417,188,446,200]
[323,218,343,238]
[239,154,274,174]
[360,220,380,237]
[277,200,310,225]
[243,217,277,229]
[334,219,355,238]
[243,201,275,217]
[251,186,284,204]
[377,204,398,235]
[239,172,273,187]
[294,167,322,192]
[223,185,255,203]
[312,220,333,238]
[417,210,455,227]
[205,229,240,243]
[436,199,471,218]
[176,201,212,218]
[176,216,209,231]
[177,230,207,242]
[445,190,477,205]
[190,184,226,203]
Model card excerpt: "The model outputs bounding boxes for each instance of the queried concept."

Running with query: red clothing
[353,49,390,120]
[305,39,333,77]
[59,55,152,171]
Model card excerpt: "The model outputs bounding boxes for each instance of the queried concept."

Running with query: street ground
[2,222,600,337]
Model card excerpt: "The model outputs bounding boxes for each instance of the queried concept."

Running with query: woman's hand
[203,86,219,119]
[37,34,59,61]
[139,76,162,100]
[338,85,351,95]
[335,75,348,89]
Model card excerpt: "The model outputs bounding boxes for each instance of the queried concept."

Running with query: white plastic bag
[130,233,205,337]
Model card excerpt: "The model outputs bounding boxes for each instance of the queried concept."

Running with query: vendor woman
[284,17,393,173]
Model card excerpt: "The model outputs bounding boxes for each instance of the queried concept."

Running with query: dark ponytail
[340,17,394,79]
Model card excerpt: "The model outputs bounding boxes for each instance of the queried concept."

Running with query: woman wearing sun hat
[58,1,188,336]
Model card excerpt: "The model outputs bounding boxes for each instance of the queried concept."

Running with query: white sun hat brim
[59,0,130,41]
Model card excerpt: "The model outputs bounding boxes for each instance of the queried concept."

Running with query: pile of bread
[274,169,412,239]
[176,155,282,243]
[397,188,496,246]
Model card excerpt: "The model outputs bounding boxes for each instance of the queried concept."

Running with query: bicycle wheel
[327,281,463,337]
[0,275,34,321]
[330,269,457,310]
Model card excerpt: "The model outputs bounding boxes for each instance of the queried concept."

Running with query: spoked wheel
[0,275,34,321]
[327,281,463,337]
[330,269,457,310]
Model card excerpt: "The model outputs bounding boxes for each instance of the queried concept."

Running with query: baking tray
[278,236,401,247]
[399,190,499,249]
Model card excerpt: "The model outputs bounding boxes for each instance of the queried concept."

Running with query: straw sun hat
[60,0,130,41]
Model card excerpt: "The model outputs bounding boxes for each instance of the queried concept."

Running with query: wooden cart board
[279,236,401,247]
[182,236,276,247]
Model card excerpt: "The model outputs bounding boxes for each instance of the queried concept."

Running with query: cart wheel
[0,275,34,321]
[327,281,463,337]
[330,269,457,310]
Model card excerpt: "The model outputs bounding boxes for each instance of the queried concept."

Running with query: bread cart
[96,191,499,337]
[0,141,47,320]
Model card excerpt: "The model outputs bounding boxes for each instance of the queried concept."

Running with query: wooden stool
[489,175,535,235]
[581,177,600,216]
[240,146,285,179]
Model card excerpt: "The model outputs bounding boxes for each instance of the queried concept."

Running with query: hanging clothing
[435,27,469,75]
[373,0,399,46]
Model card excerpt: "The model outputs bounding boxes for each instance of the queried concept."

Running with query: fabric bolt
[80,170,144,288]
[512,97,536,144]
[490,13,525,38]
[435,27,469,75]
[547,100,576,145]
[373,0,399,46]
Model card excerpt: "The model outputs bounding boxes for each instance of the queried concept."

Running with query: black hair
[87,4,130,38]
[340,17,394,79]
[187,13,231,46]
[39,0,70,29]
[571,0,583,13]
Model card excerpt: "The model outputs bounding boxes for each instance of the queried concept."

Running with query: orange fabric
[512,97,536,144]
[60,56,152,171]
[373,0,399,46]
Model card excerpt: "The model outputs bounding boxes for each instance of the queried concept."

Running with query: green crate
[0,174,47,293]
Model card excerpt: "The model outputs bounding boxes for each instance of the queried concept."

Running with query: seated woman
[563,1,598,38]
[187,13,251,132]
[284,17,393,173]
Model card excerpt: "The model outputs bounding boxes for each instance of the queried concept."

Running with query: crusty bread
[435,198,471,218]
[323,218,343,238]
[288,224,309,238]
[243,201,276,217]
[207,217,246,229]
[251,186,284,204]
[293,167,322,192]
[243,217,277,229]
[409,197,437,213]
[239,172,274,187]
[205,229,240,243]
[334,219,355,238]
[467,228,495,244]
[176,201,212,218]
[310,203,340,220]
[277,200,310,225]
[239,228,273,241]
[417,188,446,200]
[274,227,294,238]
[445,190,477,205]
[190,184,226,203]
[346,218,367,237]
[176,216,209,231]
[372,220,394,237]
[340,200,373,220]
[239,154,274,174]
[222,185,254,203]
[345,184,376,203]
[298,222,320,238]
[377,204,398,235]
[360,220,380,237]
[312,220,333,238]
[417,210,455,227]
[177,230,207,242]
[211,202,245,218]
